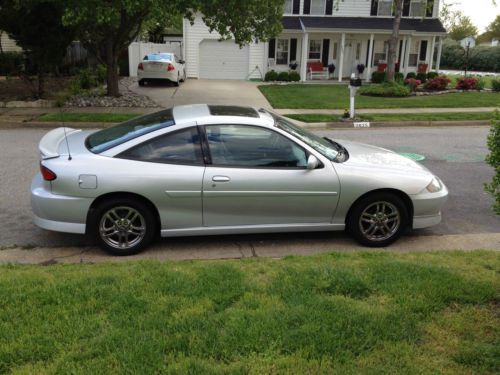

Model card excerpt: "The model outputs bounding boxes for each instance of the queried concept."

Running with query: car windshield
[144,53,172,61]
[272,113,339,161]
[86,109,175,153]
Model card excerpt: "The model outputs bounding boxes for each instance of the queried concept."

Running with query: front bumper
[31,173,92,234]
[410,183,449,229]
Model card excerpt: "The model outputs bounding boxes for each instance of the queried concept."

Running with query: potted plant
[288,61,298,70]
[356,64,365,75]
[328,63,336,79]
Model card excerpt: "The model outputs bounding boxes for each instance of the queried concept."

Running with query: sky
[448,0,500,33]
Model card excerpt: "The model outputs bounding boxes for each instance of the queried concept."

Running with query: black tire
[347,192,409,247]
[91,197,157,256]
[138,79,145,87]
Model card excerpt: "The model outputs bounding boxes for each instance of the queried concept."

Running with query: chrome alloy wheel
[99,206,146,249]
[358,201,401,242]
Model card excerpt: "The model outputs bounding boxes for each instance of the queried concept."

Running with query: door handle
[212,176,230,182]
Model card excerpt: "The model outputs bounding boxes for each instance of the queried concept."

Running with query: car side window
[117,127,204,165]
[205,125,307,168]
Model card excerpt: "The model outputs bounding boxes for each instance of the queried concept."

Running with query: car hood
[338,139,431,175]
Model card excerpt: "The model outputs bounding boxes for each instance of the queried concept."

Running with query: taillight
[40,163,57,181]
[167,63,175,72]
[138,62,144,71]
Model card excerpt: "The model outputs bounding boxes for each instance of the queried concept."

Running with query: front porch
[267,31,444,82]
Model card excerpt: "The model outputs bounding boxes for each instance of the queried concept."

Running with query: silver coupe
[31,105,448,255]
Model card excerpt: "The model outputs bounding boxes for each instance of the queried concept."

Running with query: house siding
[183,16,265,79]
[331,0,371,17]
[0,32,22,52]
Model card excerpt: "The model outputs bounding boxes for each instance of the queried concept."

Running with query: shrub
[277,71,290,82]
[416,72,427,84]
[425,75,451,91]
[456,77,479,90]
[484,111,500,214]
[264,70,278,81]
[359,81,411,97]
[405,72,416,80]
[492,79,500,92]
[394,72,404,83]
[0,52,24,75]
[404,78,422,92]
[95,64,107,84]
[371,71,386,83]
[427,71,439,79]
[289,71,300,82]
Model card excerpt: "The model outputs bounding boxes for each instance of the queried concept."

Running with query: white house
[459,36,476,49]
[183,0,446,81]
[0,31,22,52]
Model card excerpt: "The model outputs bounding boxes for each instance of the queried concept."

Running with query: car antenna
[60,105,72,160]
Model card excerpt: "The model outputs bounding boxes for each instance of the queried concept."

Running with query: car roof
[172,104,274,127]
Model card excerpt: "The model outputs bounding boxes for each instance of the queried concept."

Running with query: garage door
[199,40,249,79]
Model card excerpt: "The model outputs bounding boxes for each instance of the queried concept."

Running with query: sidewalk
[275,107,499,115]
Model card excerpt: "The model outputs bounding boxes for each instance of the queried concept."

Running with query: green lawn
[285,112,496,123]
[38,112,139,123]
[0,251,498,374]
[259,84,500,109]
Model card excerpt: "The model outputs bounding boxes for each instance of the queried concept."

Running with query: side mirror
[179,60,185,64]
[307,154,320,170]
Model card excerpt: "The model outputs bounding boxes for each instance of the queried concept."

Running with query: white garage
[199,39,249,80]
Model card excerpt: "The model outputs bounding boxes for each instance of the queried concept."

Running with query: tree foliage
[485,111,500,215]
[0,0,75,98]
[448,14,479,41]
[62,0,284,96]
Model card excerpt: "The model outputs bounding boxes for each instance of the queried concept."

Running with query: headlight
[426,177,442,193]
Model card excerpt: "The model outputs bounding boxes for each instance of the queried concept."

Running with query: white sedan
[137,53,186,87]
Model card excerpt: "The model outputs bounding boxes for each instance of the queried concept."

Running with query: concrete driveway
[128,78,272,109]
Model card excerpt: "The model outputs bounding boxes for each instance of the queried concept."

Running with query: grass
[38,112,139,123]
[259,84,500,109]
[0,251,498,374]
[285,112,496,123]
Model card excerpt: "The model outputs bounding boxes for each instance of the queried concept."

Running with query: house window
[410,0,426,17]
[309,40,322,60]
[284,0,293,14]
[378,0,393,16]
[310,0,326,15]
[276,39,289,65]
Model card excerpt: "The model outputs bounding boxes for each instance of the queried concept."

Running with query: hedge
[441,44,500,72]
[359,81,411,97]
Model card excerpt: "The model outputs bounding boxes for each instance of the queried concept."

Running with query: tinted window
[117,127,203,165]
[206,125,307,168]
[86,109,175,153]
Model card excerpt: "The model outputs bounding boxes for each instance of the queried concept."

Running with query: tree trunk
[105,38,120,97]
[387,0,404,81]
[37,68,45,99]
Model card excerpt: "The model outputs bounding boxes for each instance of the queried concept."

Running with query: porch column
[300,32,309,82]
[436,37,443,72]
[338,32,346,82]
[366,33,374,82]
[429,36,436,71]
[403,35,412,77]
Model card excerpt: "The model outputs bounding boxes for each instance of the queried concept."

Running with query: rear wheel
[92,198,156,255]
[347,192,408,247]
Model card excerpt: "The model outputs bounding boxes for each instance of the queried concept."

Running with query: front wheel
[92,198,156,255]
[347,192,408,247]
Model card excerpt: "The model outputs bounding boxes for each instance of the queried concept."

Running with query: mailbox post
[348,73,362,119]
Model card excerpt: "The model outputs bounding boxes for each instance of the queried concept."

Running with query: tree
[486,15,500,39]
[386,0,404,82]
[62,0,284,97]
[0,0,75,98]
[448,14,478,41]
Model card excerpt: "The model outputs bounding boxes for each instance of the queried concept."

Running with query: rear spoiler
[39,127,81,159]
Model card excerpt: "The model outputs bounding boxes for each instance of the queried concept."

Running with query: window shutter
[419,40,428,61]
[426,0,434,17]
[290,39,297,61]
[303,0,311,15]
[398,40,403,62]
[268,38,276,59]
[370,0,378,16]
[403,0,411,17]
[292,0,300,14]
[325,0,333,15]
[322,39,330,67]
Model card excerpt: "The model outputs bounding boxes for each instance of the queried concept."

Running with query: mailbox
[349,78,362,87]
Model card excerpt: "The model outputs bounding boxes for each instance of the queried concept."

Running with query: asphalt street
[0,126,498,251]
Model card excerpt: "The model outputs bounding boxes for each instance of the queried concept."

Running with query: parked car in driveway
[32,105,448,255]
[137,53,186,86]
